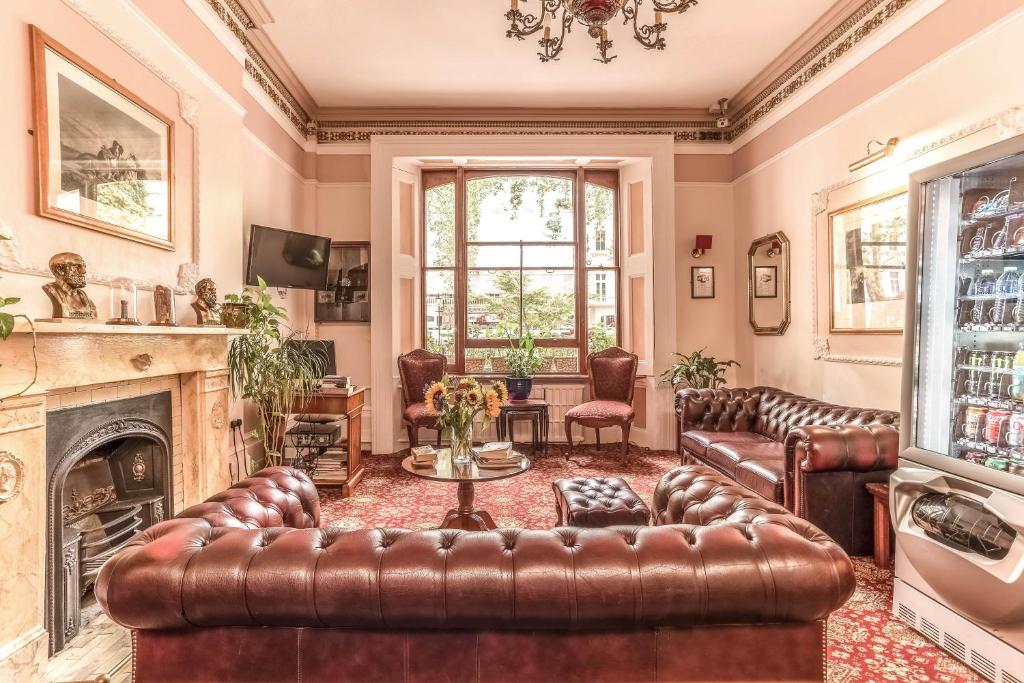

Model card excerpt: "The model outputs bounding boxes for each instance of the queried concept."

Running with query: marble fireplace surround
[0,323,235,680]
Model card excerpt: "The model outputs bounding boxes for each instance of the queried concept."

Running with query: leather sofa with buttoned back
[676,385,901,555]
[97,465,855,683]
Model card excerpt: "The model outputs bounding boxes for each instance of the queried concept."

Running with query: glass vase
[450,423,474,465]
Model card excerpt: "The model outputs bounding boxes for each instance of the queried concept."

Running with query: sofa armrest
[675,387,762,433]
[785,424,900,475]
[97,522,854,632]
[174,466,320,530]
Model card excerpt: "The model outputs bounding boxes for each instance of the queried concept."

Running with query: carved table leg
[441,481,496,530]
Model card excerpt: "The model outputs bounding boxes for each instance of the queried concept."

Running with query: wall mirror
[748,231,791,335]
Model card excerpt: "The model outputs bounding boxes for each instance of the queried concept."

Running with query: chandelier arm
[622,0,666,50]
[506,0,563,40]
[538,7,573,62]
[650,0,698,12]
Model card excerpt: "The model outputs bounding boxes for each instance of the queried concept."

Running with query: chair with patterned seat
[565,346,639,458]
[397,348,447,450]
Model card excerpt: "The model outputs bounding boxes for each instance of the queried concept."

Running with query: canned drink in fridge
[1008,412,1024,447]
[964,450,988,465]
[985,409,1011,444]
[986,457,1011,472]
[964,406,988,440]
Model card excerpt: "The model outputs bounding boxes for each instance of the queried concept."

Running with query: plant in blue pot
[503,333,544,401]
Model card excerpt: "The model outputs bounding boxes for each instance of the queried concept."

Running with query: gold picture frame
[828,189,907,334]
[31,26,175,250]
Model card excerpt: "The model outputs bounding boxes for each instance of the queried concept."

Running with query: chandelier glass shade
[505,0,698,63]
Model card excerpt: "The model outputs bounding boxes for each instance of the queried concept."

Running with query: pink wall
[731,3,1024,409]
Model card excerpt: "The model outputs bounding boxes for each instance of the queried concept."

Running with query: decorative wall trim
[202,0,313,136]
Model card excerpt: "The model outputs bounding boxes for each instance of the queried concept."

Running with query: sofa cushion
[734,458,785,503]
[704,440,783,477]
[679,431,771,458]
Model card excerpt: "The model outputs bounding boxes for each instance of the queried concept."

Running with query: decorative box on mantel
[0,322,237,678]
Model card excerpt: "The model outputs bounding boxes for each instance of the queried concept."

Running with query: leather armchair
[565,346,638,457]
[397,348,446,449]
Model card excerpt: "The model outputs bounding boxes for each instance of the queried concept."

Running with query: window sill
[470,373,588,384]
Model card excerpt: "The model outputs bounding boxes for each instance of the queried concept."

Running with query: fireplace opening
[46,393,173,655]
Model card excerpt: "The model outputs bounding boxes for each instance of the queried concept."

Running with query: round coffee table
[401,449,530,530]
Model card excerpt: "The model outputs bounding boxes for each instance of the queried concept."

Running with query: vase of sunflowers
[424,376,508,464]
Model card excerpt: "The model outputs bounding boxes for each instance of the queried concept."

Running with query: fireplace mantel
[0,320,234,679]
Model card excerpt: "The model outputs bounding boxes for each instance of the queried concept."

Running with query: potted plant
[465,350,486,374]
[227,277,325,466]
[660,348,740,389]
[425,376,506,464]
[0,236,38,399]
[503,333,545,401]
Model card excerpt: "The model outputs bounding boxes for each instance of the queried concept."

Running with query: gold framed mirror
[748,231,791,335]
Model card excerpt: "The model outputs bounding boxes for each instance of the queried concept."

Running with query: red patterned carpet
[320,447,981,683]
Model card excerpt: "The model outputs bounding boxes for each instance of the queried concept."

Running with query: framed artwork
[31,27,174,250]
[829,190,908,334]
[754,266,778,298]
[316,242,370,323]
[690,266,715,299]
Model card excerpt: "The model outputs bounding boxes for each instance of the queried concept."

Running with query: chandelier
[506,0,698,64]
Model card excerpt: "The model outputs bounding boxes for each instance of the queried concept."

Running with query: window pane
[586,183,615,267]
[467,176,574,243]
[425,270,456,363]
[467,270,522,340]
[468,244,575,268]
[468,245,520,269]
[523,245,575,268]
[587,269,618,353]
[425,183,456,267]
[523,270,575,339]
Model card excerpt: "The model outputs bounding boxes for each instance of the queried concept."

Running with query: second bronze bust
[191,278,222,326]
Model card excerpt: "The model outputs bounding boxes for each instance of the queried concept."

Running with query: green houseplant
[661,348,740,389]
[0,236,38,399]
[503,333,545,401]
[227,277,325,466]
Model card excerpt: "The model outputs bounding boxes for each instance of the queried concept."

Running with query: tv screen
[245,224,331,290]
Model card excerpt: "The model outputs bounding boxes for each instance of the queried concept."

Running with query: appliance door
[892,466,1024,644]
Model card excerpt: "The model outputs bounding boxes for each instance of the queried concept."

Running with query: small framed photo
[754,266,778,298]
[691,266,715,299]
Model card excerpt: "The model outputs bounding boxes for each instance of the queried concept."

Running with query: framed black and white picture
[690,266,715,299]
[32,27,174,250]
[316,242,371,323]
[754,266,778,298]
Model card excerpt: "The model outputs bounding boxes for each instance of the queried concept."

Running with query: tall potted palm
[227,277,325,465]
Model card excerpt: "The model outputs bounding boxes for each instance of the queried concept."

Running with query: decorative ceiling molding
[315,118,723,144]
[313,0,919,145]
[202,0,313,136]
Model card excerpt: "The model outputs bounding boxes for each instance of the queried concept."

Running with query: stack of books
[410,445,438,468]
[473,442,520,469]
[323,375,356,394]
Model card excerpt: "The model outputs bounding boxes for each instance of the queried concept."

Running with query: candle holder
[107,278,140,325]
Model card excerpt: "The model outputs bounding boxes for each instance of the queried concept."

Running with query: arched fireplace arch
[45,394,173,655]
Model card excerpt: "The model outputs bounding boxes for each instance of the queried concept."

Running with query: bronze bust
[191,278,222,326]
[41,252,98,320]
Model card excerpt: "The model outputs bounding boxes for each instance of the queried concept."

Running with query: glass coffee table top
[401,449,530,483]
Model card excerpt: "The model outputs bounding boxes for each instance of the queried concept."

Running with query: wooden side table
[496,400,549,453]
[289,387,366,496]
[866,482,892,568]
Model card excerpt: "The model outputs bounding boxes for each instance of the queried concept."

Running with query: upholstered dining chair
[397,348,447,450]
[564,346,639,458]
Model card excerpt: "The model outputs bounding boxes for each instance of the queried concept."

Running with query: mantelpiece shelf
[12,320,242,336]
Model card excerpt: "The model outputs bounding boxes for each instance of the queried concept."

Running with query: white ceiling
[260,0,839,110]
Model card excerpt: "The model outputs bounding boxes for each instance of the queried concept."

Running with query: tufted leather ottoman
[552,477,651,527]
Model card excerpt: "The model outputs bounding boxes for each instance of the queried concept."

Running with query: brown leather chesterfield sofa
[97,465,855,683]
[676,386,900,555]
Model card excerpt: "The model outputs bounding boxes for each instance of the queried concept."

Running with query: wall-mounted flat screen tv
[245,224,331,290]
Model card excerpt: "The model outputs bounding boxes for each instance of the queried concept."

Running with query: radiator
[542,385,586,443]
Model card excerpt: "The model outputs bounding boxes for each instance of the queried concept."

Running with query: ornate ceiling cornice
[200,0,917,146]
[204,0,312,135]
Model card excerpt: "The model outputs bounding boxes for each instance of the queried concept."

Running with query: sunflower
[485,389,502,418]
[492,380,509,404]
[424,381,447,415]
[465,389,481,407]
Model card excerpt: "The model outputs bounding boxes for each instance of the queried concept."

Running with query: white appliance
[898,138,1024,682]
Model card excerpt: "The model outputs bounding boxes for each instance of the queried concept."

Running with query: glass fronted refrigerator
[896,138,1024,681]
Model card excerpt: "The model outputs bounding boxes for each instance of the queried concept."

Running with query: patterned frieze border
[204,0,312,136]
